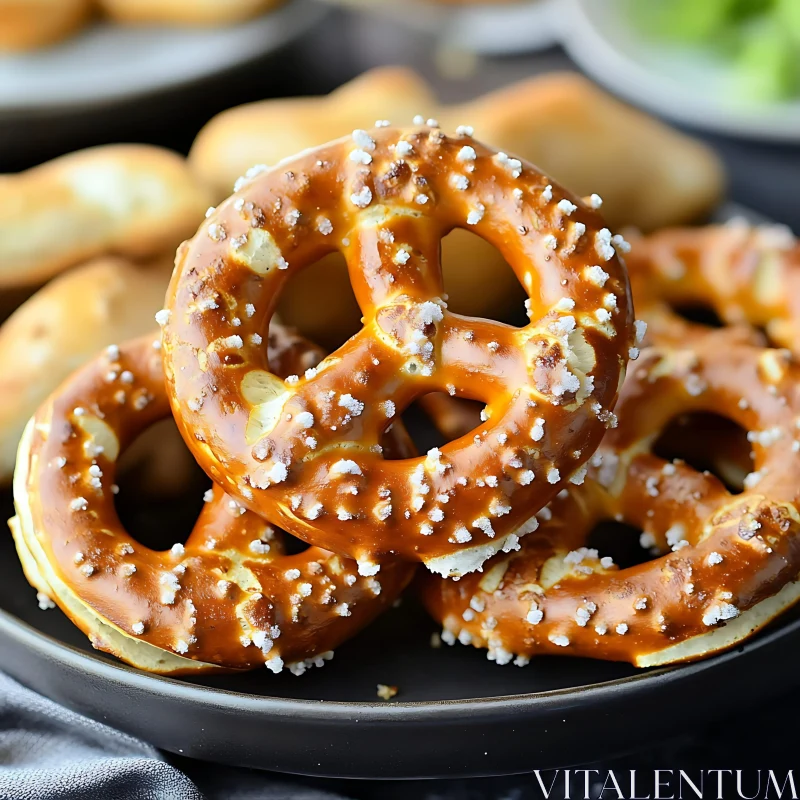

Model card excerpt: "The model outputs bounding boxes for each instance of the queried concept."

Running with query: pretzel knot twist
[11,330,415,675]
[162,126,635,577]
[626,222,800,352]
[422,332,800,667]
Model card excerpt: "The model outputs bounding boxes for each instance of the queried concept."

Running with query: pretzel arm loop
[619,454,733,553]
[11,332,415,675]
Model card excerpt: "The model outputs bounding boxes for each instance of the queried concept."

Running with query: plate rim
[3,601,799,720]
[0,0,328,114]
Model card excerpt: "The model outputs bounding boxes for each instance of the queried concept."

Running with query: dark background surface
[2,7,800,796]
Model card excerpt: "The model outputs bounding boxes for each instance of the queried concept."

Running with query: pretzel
[422,331,800,667]
[11,329,415,674]
[0,0,91,51]
[626,221,800,356]
[98,0,283,25]
[163,125,635,577]
[0,145,213,289]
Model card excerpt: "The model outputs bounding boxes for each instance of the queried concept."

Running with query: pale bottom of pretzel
[636,577,800,667]
[423,520,539,579]
[10,421,215,673]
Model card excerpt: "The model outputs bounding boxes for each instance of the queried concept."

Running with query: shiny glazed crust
[162,125,635,576]
[11,329,415,675]
[0,145,213,289]
[421,331,800,667]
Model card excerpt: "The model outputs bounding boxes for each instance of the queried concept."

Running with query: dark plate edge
[3,604,799,720]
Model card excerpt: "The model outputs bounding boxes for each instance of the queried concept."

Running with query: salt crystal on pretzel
[422,330,800,666]
[163,125,635,576]
[10,328,415,674]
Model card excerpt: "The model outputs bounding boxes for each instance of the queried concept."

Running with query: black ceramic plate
[2,203,793,779]
[3,521,800,780]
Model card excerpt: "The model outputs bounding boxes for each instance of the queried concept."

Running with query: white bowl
[558,0,800,142]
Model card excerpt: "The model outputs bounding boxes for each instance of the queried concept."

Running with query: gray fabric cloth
[0,673,347,800]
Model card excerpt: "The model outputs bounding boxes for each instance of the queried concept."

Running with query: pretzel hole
[671,304,725,329]
[587,520,654,569]
[115,418,208,551]
[440,230,527,325]
[413,392,483,448]
[276,254,362,351]
[280,532,311,556]
[652,412,752,494]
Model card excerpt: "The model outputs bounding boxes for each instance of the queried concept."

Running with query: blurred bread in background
[456,72,723,232]
[0,0,92,52]
[191,68,438,192]
[97,0,284,25]
[0,0,285,51]
[0,145,213,487]
[190,67,724,347]
[0,257,173,483]
[0,145,212,290]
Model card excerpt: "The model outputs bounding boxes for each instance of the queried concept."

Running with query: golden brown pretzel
[189,68,722,348]
[422,331,800,667]
[11,330,415,674]
[0,257,173,483]
[162,125,635,577]
[0,0,92,51]
[626,221,800,355]
[0,145,213,289]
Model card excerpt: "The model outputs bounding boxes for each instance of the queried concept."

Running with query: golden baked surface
[12,328,415,674]
[422,330,800,667]
[163,125,635,577]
